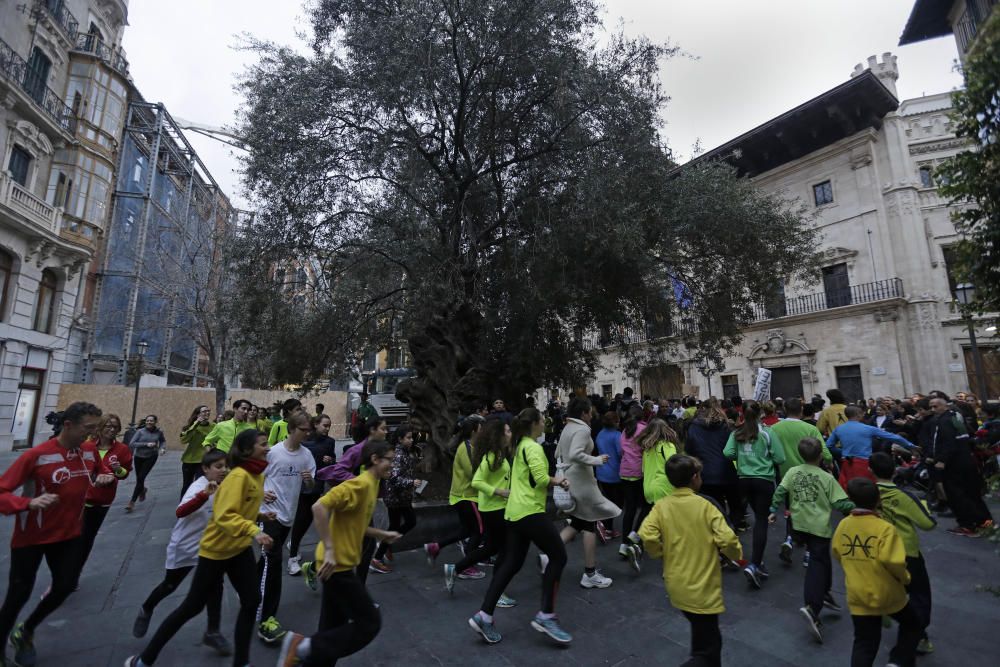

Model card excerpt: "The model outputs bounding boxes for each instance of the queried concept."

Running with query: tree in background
[234,0,818,465]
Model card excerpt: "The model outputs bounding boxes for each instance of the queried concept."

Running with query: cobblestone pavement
[0,449,998,666]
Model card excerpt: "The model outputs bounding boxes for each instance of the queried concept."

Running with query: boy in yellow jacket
[833,478,925,667]
[639,454,742,667]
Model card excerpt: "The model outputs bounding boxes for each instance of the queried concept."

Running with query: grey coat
[556,418,621,522]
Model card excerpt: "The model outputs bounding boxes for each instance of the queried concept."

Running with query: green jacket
[642,440,677,504]
[723,427,786,480]
[179,422,213,464]
[471,452,511,513]
[203,418,253,453]
[771,463,853,538]
[268,419,288,446]
[876,482,936,557]
[505,438,550,522]
[448,440,478,505]
[768,419,833,478]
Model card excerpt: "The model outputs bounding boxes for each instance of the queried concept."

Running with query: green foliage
[937,10,1000,321]
[233,0,818,446]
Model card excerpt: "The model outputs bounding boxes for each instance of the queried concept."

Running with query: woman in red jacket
[77,413,133,583]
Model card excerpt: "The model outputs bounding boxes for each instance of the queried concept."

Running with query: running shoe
[916,637,935,654]
[469,613,502,644]
[822,593,842,612]
[132,606,151,638]
[743,564,762,589]
[626,544,641,573]
[301,561,318,591]
[202,631,232,656]
[9,623,35,667]
[595,523,610,544]
[978,519,995,532]
[799,607,823,643]
[756,563,770,579]
[287,555,302,576]
[580,570,613,589]
[538,553,549,574]
[531,614,573,644]
[277,631,306,667]
[123,657,139,667]
[369,559,392,574]
[779,538,793,564]
[125,502,134,513]
[617,543,631,559]
[258,616,287,644]
[627,530,641,545]
[458,566,485,580]
[947,526,981,538]
[443,564,456,594]
[497,594,518,608]
[478,555,497,568]
[424,542,441,565]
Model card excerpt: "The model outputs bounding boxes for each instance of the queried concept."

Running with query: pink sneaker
[458,566,485,580]
[424,542,441,565]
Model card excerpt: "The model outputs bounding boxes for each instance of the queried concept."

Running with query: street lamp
[954,283,989,400]
[129,339,149,428]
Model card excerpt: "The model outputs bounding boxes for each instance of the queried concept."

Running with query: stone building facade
[0,0,130,450]
[578,54,999,404]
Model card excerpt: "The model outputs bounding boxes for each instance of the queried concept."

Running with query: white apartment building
[0,0,130,450]
[579,54,998,404]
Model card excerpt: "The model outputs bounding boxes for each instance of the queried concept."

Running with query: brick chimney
[851,52,899,98]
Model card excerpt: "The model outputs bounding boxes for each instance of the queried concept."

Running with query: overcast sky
[121,0,962,209]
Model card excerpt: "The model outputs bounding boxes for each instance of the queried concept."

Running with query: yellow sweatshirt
[199,466,264,560]
[832,511,910,615]
[638,487,742,615]
[315,470,380,572]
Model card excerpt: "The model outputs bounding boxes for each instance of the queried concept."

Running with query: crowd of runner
[0,387,996,667]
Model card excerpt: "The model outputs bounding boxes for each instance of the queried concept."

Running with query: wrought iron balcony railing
[0,38,75,134]
[37,0,80,40]
[73,32,129,77]
[750,277,904,321]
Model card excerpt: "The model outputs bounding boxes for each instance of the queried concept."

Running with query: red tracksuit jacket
[85,440,133,507]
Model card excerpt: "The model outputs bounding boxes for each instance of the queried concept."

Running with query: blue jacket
[827,420,915,459]
[595,428,622,483]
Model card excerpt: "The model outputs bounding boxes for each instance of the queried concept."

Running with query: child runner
[869,451,937,655]
[638,454,742,667]
[0,402,112,667]
[618,403,648,571]
[834,478,925,667]
[276,439,401,666]
[371,424,423,573]
[469,408,572,645]
[256,412,317,644]
[288,413,337,576]
[445,420,516,606]
[77,413,133,584]
[132,449,232,657]
[594,411,623,538]
[639,418,678,507]
[127,415,166,512]
[125,429,276,667]
[179,405,213,498]
[424,414,486,577]
[768,437,854,643]
[723,400,785,589]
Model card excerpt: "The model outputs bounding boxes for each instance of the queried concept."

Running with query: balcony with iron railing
[750,278,904,322]
[35,0,80,41]
[0,38,75,136]
[72,32,129,78]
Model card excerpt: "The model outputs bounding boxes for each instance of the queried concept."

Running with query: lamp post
[954,283,989,400]
[129,340,149,429]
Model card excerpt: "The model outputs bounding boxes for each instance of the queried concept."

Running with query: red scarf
[241,458,267,475]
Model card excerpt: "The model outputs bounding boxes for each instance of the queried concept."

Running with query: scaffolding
[85,100,236,386]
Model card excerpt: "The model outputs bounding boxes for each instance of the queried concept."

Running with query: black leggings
[289,493,321,558]
[374,506,417,560]
[699,482,742,528]
[76,504,110,584]
[0,537,83,641]
[304,569,381,667]
[455,509,507,573]
[180,462,202,500]
[257,520,291,622]
[437,500,483,552]
[739,477,775,567]
[141,565,223,631]
[620,479,649,544]
[851,602,924,667]
[131,455,159,503]
[803,534,832,617]
[906,553,932,640]
[140,548,259,667]
[683,611,722,667]
[480,513,566,615]
[597,481,623,531]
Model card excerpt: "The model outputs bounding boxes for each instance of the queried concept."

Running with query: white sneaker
[287,555,302,576]
[627,530,641,545]
[580,570,613,589]
[538,553,550,574]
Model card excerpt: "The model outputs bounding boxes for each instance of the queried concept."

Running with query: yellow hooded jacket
[638,487,742,615]
[198,466,264,560]
[832,511,910,615]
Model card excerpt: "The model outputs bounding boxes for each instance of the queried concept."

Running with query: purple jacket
[317,439,365,483]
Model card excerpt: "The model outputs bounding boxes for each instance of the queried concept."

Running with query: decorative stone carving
[874,308,899,323]
[8,120,54,157]
[821,247,859,270]
[766,329,786,354]
[908,138,967,156]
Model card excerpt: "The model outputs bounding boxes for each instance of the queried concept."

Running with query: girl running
[126,429,275,667]
[131,448,232,656]
[179,406,213,498]
[445,420,516,606]
[371,424,423,573]
[469,408,572,645]
[618,403,648,570]
[723,400,786,589]
[424,414,486,576]
[77,413,132,583]
[288,413,337,576]
[127,415,166,512]
[639,418,679,506]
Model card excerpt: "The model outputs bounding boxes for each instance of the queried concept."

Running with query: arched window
[33,269,58,333]
[0,250,13,320]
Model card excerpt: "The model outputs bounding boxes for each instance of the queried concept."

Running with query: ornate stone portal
[747,328,818,397]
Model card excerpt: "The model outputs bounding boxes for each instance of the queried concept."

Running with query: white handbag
[553,458,575,513]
